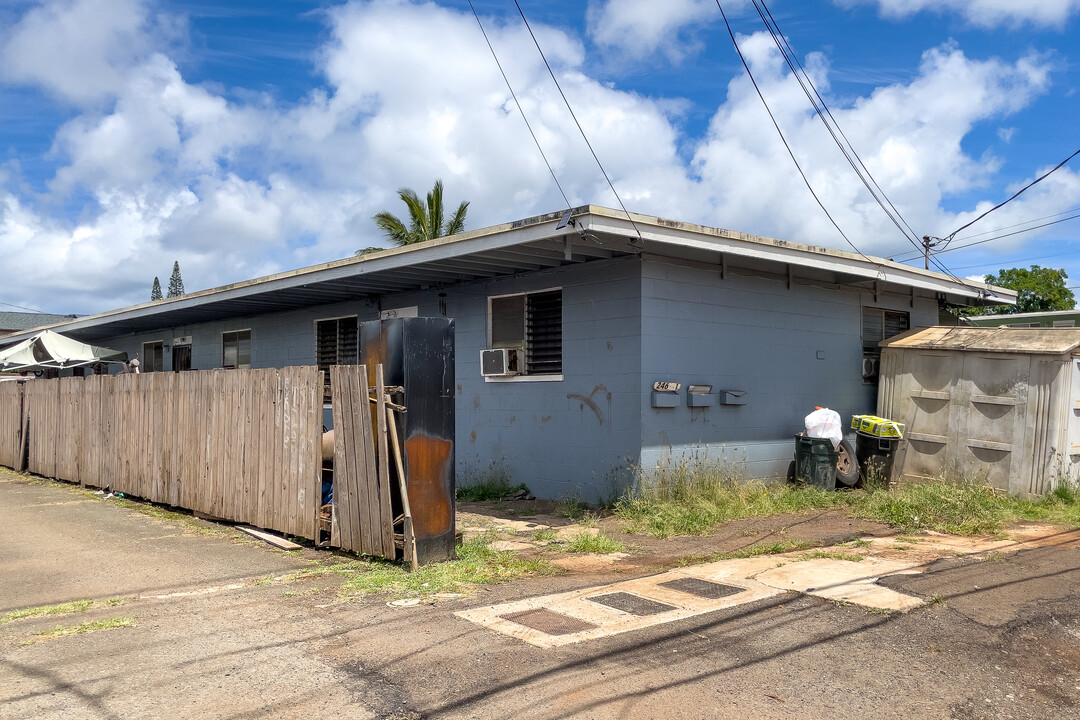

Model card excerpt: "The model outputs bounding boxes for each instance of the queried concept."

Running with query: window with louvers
[526,290,562,375]
[862,308,908,383]
[317,317,358,402]
[488,289,562,376]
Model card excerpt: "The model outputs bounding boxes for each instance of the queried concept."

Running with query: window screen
[316,317,358,402]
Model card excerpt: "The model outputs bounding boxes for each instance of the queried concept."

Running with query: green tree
[167,261,185,298]
[982,265,1075,314]
[151,277,163,301]
[370,179,469,248]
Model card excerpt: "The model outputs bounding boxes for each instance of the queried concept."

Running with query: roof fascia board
[0,213,570,345]
[579,212,1015,302]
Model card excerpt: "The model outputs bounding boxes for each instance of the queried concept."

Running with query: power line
[744,1,980,287]
[751,0,924,251]
[466,0,572,209]
[0,300,48,313]
[894,211,1080,262]
[511,0,644,243]
[712,1,875,265]
[952,247,1080,271]
[929,147,1080,248]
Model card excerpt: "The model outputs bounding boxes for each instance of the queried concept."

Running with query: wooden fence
[329,364,406,561]
[5,368,324,540]
[0,382,27,469]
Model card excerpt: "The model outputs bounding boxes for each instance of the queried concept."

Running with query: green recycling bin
[794,435,837,491]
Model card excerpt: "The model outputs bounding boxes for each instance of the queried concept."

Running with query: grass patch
[678,540,812,566]
[894,536,922,544]
[616,460,1080,537]
[799,549,865,562]
[617,460,845,537]
[531,528,558,542]
[2,600,93,625]
[456,463,526,502]
[556,498,591,520]
[844,538,873,548]
[26,617,136,644]
[337,537,559,598]
[562,532,626,554]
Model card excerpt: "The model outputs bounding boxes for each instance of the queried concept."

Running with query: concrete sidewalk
[0,472,307,612]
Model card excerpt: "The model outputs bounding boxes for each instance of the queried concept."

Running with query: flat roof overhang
[1,206,1016,345]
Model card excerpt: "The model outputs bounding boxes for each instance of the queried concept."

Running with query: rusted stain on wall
[567,384,611,426]
[404,433,454,537]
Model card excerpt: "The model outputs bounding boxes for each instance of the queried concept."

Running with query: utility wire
[753,0,923,250]
[713,1,885,272]
[952,247,1080,271]
[511,0,644,243]
[893,211,1080,262]
[466,0,572,209]
[0,300,49,313]
[745,0,973,285]
[933,147,1080,246]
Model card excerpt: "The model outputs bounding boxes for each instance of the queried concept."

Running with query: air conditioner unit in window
[481,348,519,377]
[861,357,879,380]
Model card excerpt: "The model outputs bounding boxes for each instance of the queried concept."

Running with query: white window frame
[141,339,165,373]
[221,328,252,369]
[485,286,564,383]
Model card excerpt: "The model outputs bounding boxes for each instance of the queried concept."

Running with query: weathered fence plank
[0,382,25,469]
[0,368,323,541]
[329,364,400,560]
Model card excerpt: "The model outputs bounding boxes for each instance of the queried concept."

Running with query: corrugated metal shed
[878,326,1080,496]
[881,326,1080,354]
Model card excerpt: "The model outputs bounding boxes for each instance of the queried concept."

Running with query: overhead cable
[933,147,1080,246]
[893,211,1080,262]
[466,0,572,210]
[511,0,644,243]
[744,0,973,285]
[713,1,886,273]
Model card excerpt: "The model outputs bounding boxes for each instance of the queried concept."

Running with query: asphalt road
[2,469,1079,719]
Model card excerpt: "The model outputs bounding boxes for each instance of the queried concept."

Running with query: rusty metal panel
[361,317,455,565]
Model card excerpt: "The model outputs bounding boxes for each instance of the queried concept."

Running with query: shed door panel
[1068,358,1080,465]
[897,351,960,482]
[958,354,1029,492]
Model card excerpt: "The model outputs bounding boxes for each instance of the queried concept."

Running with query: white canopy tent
[0,330,127,372]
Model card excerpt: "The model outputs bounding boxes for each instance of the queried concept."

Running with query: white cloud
[688,36,1061,257]
[835,0,1080,28]
[0,0,180,106]
[586,0,726,62]
[0,0,1075,315]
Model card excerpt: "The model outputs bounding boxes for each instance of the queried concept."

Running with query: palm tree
[372,180,469,247]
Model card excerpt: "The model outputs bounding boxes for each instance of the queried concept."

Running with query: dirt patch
[459,500,894,579]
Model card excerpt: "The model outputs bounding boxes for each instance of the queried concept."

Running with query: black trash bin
[794,435,837,491]
[855,433,898,485]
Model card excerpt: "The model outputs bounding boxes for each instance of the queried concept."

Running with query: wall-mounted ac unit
[481,348,519,377]
[861,357,879,380]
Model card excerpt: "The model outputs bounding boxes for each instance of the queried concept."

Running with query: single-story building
[0,206,1014,499]
[966,309,1080,329]
[0,311,78,338]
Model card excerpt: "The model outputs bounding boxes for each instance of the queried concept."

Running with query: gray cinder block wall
[89,254,931,500]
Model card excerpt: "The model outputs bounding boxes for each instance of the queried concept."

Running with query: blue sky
[1,0,1078,314]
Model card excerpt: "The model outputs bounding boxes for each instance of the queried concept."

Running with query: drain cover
[658,578,746,600]
[587,592,676,616]
[501,608,597,636]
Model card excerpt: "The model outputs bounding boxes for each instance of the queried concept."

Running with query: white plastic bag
[804,408,843,449]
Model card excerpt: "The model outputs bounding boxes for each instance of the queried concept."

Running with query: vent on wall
[481,348,519,377]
